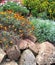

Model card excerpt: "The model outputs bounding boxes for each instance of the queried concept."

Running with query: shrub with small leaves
[0,11,34,49]
[29,17,55,44]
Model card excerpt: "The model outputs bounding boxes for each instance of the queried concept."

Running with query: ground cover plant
[29,17,55,44]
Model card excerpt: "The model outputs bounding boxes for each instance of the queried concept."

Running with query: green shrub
[2,2,29,16]
[23,0,55,20]
[29,17,55,43]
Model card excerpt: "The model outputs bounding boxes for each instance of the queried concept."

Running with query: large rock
[18,39,39,54]
[26,39,39,54]
[0,48,6,63]
[1,61,18,65]
[36,42,55,65]
[25,35,37,43]
[18,39,28,50]
[19,49,36,65]
[6,45,20,60]
[48,48,55,64]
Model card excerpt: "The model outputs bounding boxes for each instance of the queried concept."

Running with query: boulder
[6,45,20,60]
[48,48,55,64]
[18,39,28,50]
[36,42,55,65]
[18,39,39,54]
[26,39,39,54]
[0,48,6,63]
[19,49,36,65]
[25,35,37,43]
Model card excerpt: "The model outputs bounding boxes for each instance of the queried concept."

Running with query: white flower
[0,3,3,6]
[5,1,7,3]
[24,7,26,8]
[16,3,19,5]
[18,2,20,4]
[7,5,10,6]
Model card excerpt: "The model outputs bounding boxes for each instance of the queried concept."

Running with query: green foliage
[0,6,3,11]
[2,2,29,16]
[29,17,55,43]
[23,0,55,20]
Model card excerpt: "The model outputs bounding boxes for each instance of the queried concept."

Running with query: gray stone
[19,49,36,65]
[48,48,55,64]
[1,61,18,65]
[0,48,6,63]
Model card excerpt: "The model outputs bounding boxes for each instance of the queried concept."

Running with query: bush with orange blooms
[0,11,34,38]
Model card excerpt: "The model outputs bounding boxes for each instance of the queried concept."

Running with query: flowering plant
[0,11,34,38]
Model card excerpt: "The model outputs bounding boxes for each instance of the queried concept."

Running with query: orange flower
[19,30,23,33]
[14,13,19,18]
[32,26,35,30]
[7,10,12,14]
[10,41,13,44]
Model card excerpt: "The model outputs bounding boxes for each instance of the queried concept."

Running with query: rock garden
[0,0,55,65]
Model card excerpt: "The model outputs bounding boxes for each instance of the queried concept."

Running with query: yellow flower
[6,45,8,48]
[0,40,2,43]
[10,41,13,44]
[19,30,23,33]
[14,29,17,31]
[0,12,6,15]
[49,9,52,13]
[12,25,15,28]
[0,25,3,28]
